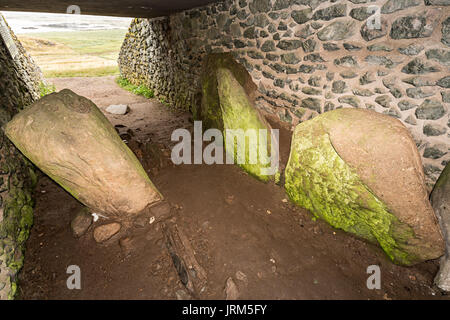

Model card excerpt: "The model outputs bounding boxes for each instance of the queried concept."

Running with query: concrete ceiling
[0,0,223,18]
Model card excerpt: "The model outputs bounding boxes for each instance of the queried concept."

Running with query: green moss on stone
[199,53,276,182]
[285,115,419,265]
[8,282,16,300]
[0,144,35,299]
[198,53,257,131]
[216,68,273,181]
[432,162,449,191]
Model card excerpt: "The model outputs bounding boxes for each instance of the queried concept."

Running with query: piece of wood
[162,222,207,297]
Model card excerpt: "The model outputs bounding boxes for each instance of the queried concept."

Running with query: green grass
[39,82,56,97]
[116,77,154,98]
[19,29,127,78]
[23,29,128,60]
[44,66,120,78]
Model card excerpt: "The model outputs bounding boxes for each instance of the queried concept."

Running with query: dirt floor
[18,76,448,300]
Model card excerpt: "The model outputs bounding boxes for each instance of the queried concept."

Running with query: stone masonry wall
[0,13,41,299]
[118,0,450,188]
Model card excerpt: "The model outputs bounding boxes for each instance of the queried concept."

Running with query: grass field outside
[18,29,128,78]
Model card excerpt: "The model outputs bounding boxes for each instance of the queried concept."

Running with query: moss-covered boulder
[5,89,162,217]
[285,108,444,265]
[199,53,276,181]
[431,163,450,291]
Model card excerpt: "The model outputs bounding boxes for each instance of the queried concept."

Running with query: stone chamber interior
[0,0,449,300]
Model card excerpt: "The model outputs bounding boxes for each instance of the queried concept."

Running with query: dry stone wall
[118,0,450,188]
[0,13,42,299]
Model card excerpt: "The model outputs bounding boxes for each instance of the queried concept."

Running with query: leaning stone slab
[431,163,450,292]
[5,89,162,217]
[285,109,444,265]
[199,53,276,182]
[216,68,275,181]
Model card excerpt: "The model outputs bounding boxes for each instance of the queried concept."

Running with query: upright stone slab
[285,109,444,265]
[198,53,259,130]
[431,163,450,291]
[200,53,276,181]
[5,89,163,217]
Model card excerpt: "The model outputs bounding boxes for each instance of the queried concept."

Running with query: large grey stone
[291,8,313,24]
[375,95,392,108]
[367,43,393,52]
[304,53,324,62]
[442,91,450,103]
[402,76,435,87]
[302,39,317,53]
[365,55,397,68]
[249,0,271,13]
[295,24,314,39]
[292,0,328,9]
[443,17,450,47]
[273,0,290,10]
[323,43,340,51]
[301,97,321,113]
[401,58,440,74]
[391,12,439,39]
[332,80,347,94]
[340,70,358,79]
[360,71,375,85]
[350,7,373,21]
[277,40,302,50]
[344,43,362,51]
[281,53,300,64]
[338,95,361,108]
[255,14,270,28]
[406,87,435,99]
[426,49,450,66]
[381,0,421,14]
[398,44,424,56]
[423,123,447,136]
[361,18,388,41]
[405,115,417,125]
[317,20,357,41]
[334,56,358,67]
[261,40,276,52]
[398,100,418,111]
[312,3,347,21]
[437,76,450,88]
[415,99,446,120]
[425,0,450,5]
[302,87,322,95]
[424,145,448,159]
[353,88,374,97]
[383,107,402,119]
